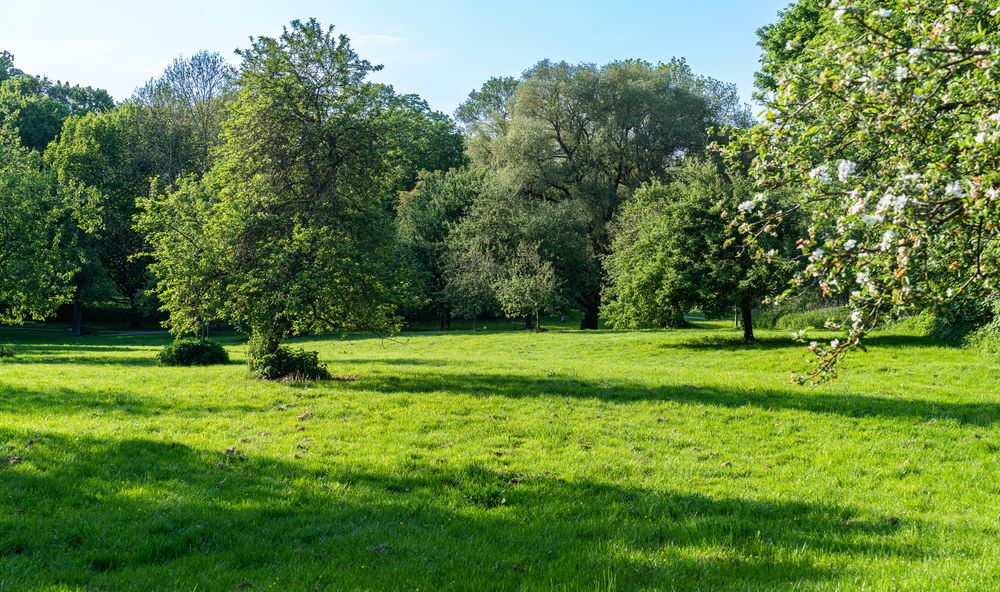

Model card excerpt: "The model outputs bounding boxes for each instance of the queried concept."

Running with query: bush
[0,345,14,358]
[157,338,230,366]
[773,306,849,331]
[248,346,330,381]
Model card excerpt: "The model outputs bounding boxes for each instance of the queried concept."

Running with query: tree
[397,167,482,328]
[444,176,592,329]
[132,51,236,174]
[0,53,112,152]
[378,91,466,196]
[0,128,80,327]
[602,158,799,341]
[495,243,560,330]
[140,19,403,371]
[454,76,518,161]
[462,59,750,329]
[733,0,1000,380]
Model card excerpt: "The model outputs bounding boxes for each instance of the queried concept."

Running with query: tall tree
[139,19,403,373]
[396,167,482,328]
[0,128,81,328]
[462,59,749,328]
[132,51,236,174]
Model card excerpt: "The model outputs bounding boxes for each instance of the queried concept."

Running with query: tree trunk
[70,294,83,337]
[741,295,755,343]
[523,314,533,330]
[472,312,477,331]
[579,288,600,330]
[535,308,540,332]
[440,307,451,331]
[128,298,143,330]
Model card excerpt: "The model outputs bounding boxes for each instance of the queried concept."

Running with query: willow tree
[139,20,402,375]
[461,59,749,328]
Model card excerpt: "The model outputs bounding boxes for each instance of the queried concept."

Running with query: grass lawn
[0,323,998,591]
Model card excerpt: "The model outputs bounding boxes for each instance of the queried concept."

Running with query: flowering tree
[734,0,1000,381]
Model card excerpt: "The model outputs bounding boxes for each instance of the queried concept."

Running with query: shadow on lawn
[0,431,926,590]
[347,372,999,426]
[0,385,263,418]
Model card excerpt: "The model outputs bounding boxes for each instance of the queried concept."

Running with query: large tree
[443,175,594,329]
[396,167,482,328]
[139,19,403,372]
[461,59,749,328]
[734,0,1000,380]
[0,128,81,328]
[602,158,799,341]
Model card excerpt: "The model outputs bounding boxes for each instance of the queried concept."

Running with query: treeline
[3,2,998,381]
[0,20,799,360]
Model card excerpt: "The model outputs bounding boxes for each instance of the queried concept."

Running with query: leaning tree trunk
[741,294,755,343]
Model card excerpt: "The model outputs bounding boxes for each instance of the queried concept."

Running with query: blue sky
[0,0,791,115]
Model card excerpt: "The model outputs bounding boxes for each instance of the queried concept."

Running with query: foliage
[396,167,482,321]
[733,0,1000,380]
[132,51,236,174]
[157,338,230,366]
[462,59,750,328]
[0,344,14,358]
[444,176,592,325]
[139,20,403,370]
[602,158,800,338]
[0,53,112,151]
[377,91,466,195]
[246,337,331,381]
[0,128,80,324]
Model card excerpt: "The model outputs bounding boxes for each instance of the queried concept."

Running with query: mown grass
[0,323,998,591]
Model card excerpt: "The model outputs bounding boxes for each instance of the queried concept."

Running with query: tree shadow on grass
[0,385,262,418]
[0,430,930,591]
[344,372,999,426]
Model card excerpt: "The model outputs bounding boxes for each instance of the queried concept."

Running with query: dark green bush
[248,346,330,381]
[157,338,230,366]
[0,345,14,358]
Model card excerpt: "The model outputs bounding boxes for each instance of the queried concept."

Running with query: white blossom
[737,200,756,212]
[945,181,966,198]
[843,239,857,250]
[836,159,857,182]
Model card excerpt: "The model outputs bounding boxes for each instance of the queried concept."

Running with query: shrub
[157,338,230,366]
[248,346,330,381]
[0,345,14,358]
[774,306,848,331]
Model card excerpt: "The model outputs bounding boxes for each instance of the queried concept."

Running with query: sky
[0,0,791,116]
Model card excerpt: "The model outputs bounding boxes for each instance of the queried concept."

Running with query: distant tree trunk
[70,293,83,337]
[741,295,755,343]
[128,295,143,330]
[579,288,600,330]
[440,307,451,331]
[524,314,533,330]
[535,308,540,332]
[472,312,477,331]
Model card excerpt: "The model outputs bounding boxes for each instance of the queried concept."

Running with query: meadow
[1,323,998,591]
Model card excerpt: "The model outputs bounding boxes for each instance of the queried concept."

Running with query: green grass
[1,323,998,591]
